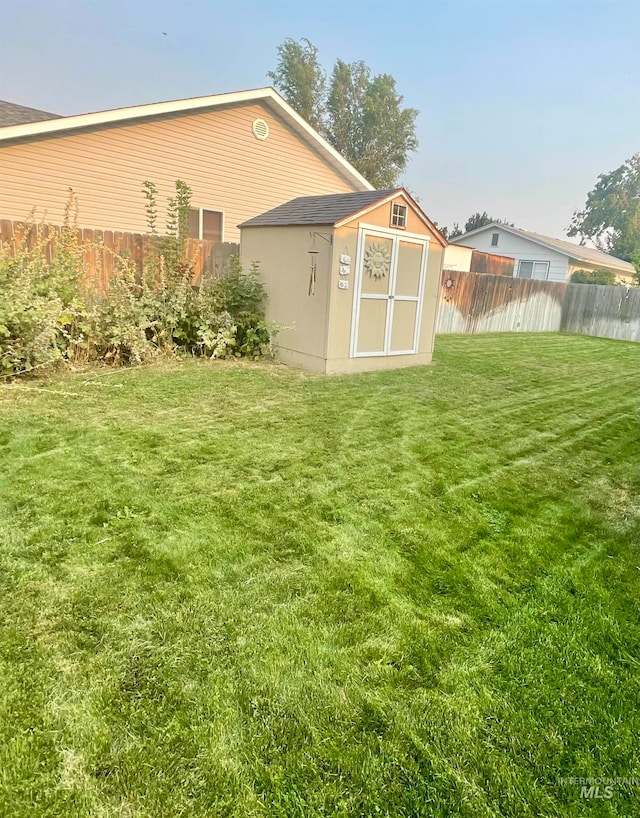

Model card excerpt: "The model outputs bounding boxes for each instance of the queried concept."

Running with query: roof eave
[449,223,500,245]
[0,87,373,193]
[260,95,372,192]
[568,255,636,274]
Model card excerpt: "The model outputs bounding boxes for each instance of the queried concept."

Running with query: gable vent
[252,118,269,140]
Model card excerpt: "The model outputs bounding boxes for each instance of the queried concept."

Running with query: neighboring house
[443,244,514,276]
[0,88,372,243]
[450,222,636,285]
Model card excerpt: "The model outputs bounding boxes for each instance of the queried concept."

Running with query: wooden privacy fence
[437,270,640,342]
[0,219,240,289]
[470,250,514,276]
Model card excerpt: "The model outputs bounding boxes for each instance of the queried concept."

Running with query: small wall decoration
[364,242,391,279]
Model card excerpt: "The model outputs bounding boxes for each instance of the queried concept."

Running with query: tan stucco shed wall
[0,103,358,242]
[240,224,332,372]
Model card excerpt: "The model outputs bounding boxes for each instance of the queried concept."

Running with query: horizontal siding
[0,103,357,241]
[568,261,637,285]
[455,228,569,282]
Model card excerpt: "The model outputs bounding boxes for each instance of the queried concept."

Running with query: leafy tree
[464,211,493,233]
[461,213,514,233]
[267,38,325,131]
[442,214,510,240]
[268,40,418,188]
[326,61,418,187]
[432,221,448,240]
[568,153,640,269]
[325,59,370,161]
[434,222,461,240]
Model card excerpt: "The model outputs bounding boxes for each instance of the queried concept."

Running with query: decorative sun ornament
[364,242,391,279]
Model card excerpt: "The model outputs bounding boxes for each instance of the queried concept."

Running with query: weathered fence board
[470,250,514,276]
[0,218,239,288]
[560,282,640,342]
[437,270,640,342]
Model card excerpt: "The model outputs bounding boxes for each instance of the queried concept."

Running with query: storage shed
[239,189,447,374]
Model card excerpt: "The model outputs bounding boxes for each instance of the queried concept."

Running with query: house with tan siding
[0,88,372,243]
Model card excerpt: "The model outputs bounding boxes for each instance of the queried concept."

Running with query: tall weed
[0,190,278,377]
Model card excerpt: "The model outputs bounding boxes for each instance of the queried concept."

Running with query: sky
[1,0,638,238]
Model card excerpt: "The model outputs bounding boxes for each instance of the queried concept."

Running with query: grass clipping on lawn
[0,333,639,817]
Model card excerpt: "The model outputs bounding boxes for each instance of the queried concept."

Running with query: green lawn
[0,333,639,817]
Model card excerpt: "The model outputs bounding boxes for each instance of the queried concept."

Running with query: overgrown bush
[570,268,617,285]
[0,283,64,375]
[0,197,85,375]
[0,188,278,377]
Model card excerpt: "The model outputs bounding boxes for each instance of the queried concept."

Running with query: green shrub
[235,312,274,359]
[0,192,278,378]
[0,287,63,375]
[0,202,85,375]
[86,276,155,366]
[213,256,266,314]
[570,268,617,285]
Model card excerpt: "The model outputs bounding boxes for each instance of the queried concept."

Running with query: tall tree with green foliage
[464,211,494,233]
[268,40,418,188]
[326,60,418,187]
[568,153,640,273]
[325,60,370,167]
[267,38,325,131]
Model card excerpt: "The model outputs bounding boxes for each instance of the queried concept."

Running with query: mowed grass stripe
[0,333,638,817]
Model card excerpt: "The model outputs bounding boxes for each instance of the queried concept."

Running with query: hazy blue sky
[1,0,638,237]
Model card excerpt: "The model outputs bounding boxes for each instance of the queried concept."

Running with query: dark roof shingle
[239,190,397,228]
[0,100,61,127]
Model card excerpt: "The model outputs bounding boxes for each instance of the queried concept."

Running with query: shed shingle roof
[0,100,61,127]
[238,190,397,228]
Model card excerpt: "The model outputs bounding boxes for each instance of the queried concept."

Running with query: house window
[391,203,407,229]
[188,208,223,241]
[491,233,499,247]
[518,260,549,280]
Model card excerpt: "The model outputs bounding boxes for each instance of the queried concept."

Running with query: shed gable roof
[238,190,396,227]
[239,188,448,246]
[451,222,635,274]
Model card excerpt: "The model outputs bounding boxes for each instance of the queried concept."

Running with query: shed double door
[351,226,428,357]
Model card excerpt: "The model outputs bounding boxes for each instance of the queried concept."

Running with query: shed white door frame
[350,224,429,358]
